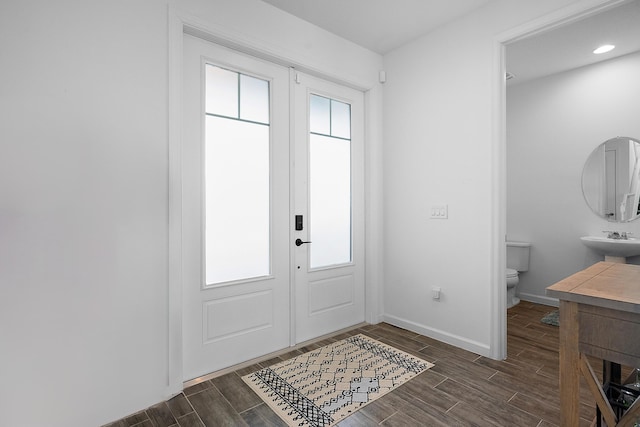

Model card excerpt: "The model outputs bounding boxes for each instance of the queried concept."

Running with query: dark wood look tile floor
[105,302,609,427]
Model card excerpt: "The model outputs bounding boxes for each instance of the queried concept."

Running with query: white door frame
[167,6,384,395]
[490,0,626,360]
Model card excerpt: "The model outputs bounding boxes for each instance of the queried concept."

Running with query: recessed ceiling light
[593,44,615,54]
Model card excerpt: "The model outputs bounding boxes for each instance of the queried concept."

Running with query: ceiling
[506,0,640,85]
[259,0,493,54]
[261,0,640,84]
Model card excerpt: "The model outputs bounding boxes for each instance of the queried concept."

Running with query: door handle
[295,238,311,246]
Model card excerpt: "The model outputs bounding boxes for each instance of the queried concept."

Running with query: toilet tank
[506,241,531,272]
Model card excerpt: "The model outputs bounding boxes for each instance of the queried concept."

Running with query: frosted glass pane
[205,116,270,284]
[309,134,351,268]
[240,74,269,124]
[331,100,351,139]
[206,65,238,118]
[310,95,330,135]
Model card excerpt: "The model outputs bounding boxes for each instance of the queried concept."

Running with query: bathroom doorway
[498,0,640,353]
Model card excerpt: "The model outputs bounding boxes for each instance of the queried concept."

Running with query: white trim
[176,9,373,93]
[519,293,559,308]
[489,39,507,361]
[288,67,297,347]
[167,4,383,391]
[364,86,383,325]
[491,0,624,361]
[383,314,490,357]
[499,0,628,44]
[167,5,184,396]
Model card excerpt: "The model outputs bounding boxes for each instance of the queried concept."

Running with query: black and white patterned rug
[242,334,434,427]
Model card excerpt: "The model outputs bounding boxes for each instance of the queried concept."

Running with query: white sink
[580,236,640,258]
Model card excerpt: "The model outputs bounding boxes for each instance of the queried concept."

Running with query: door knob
[295,238,311,246]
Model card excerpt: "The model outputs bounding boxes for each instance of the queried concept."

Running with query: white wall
[507,51,640,305]
[0,1,381,426]
[1,2,169,426]
[381,0,594,355]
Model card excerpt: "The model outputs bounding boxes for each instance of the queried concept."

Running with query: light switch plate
[430,204,448,219]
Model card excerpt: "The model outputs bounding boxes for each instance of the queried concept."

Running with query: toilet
[506,241,531,308]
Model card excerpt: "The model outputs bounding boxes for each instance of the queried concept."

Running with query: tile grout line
[171,393,199,426]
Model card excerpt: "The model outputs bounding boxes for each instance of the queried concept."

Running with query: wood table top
[546,262,640,313]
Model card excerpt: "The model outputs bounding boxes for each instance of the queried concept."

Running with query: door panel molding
[308,274,355,315]
[202,290,273,343]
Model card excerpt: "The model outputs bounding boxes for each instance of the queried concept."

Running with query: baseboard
[518,292,559,307]
[382,314,491,357]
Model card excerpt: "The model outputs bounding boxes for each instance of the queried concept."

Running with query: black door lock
[295,238,311,246]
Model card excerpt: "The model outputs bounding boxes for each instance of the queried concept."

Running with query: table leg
[560,300,581,426]
[604,361,623,421]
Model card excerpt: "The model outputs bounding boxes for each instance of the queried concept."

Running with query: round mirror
[582,136,640,222]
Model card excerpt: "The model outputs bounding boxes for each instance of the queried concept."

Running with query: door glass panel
[309,94,352,268]
[205,66,238,118]
[205,64,271,285]
[330,99,351,139]
[309,95,331,135]
[240,74,269,124]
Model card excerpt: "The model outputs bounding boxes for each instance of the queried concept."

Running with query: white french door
[182,35,291,380]
[292,72,365,343]
[182,35,365,380]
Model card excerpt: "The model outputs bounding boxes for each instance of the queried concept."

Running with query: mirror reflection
[583,137,640,222]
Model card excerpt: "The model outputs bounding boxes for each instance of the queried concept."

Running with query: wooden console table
[546,262,640,426]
